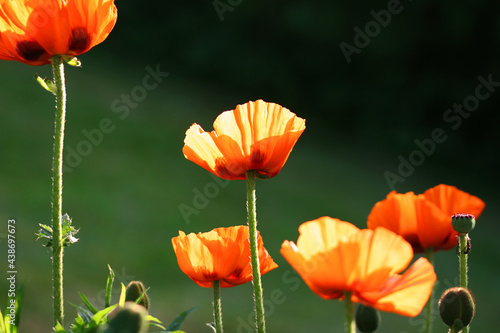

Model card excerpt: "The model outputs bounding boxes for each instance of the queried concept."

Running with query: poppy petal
[173,226,277,288]
[183,100,305,180]
[423,184,485,218]
[356,257,437,317]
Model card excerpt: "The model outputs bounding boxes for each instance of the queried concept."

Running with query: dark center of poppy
[203,272,219,281]
[16,40,46,61]
[215,158,234,178]
[228,267,243,279]
[68,27,90,53]
[250,149,266,167]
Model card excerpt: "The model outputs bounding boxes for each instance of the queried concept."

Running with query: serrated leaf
[61,214,79,246]
[79,292,99,315]
[165,306,198,331]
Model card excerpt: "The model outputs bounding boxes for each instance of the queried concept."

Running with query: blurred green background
[1,0,499,332]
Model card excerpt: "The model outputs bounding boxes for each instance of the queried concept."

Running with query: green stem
[212,280,224,333]
[459,234,468,289]
[51,56,67,326]
[459,234,469,333]
[344,292,355,333]
[246,170,266,333]
[424,249,434,333]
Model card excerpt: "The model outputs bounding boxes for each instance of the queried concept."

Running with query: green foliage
[53,267,192,333]
[36,214,79,247]
[0,285,24,333]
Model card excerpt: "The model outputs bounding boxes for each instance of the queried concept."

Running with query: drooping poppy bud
[355,304,381,332]
[438,287,475,330]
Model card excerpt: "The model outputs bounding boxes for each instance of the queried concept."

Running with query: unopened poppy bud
[438,287,475,330]
[105,302,148,333]
[355,304,381,332]
[451,213,476,234]
[125,281,150,310]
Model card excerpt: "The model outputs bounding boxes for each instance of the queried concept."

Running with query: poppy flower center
[250,149,266,168]
[16,40,46,61]
[68,27,90,52]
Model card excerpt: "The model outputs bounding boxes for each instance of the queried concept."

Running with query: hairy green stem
[246,170,266,333]
[459,234,469,333]
[344,293,355,333]
[51,56,67,326]
[212,280,224,333]
[424,249,434,333]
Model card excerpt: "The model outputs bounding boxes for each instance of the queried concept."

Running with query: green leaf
[61,214,79,246]
[62,55,82,67]
[54,322,67,333]
[70,314,86,333]
[145,315,166,330]
[0,308,6,333]
[36,223,54,247]
[105,266,115,308]
[36,76,57,95]
[36,215,79,247]
[118,284,126,307]
[87,305,116,328]
[165,306,198,331]
[69,302,94,324]
[79,293,99,315]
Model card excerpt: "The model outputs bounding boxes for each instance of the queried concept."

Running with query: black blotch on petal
[16,40,46,61]
[68,27,90,52]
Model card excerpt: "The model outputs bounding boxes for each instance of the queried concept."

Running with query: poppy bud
[438,287,475,330]
[355,304,381,332]
[105,302,148,333]
[125,281,150,310]
[451,214,476,234]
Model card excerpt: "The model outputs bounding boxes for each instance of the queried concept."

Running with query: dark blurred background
[1,0,499,332]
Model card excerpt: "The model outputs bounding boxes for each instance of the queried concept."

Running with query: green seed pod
[451,213,476,234]
[125,281,150,310]
[355,304,381,332]
[439,287,475,329]
[105,302,148,333]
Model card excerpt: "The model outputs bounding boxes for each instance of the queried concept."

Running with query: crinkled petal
[355,257,437,317]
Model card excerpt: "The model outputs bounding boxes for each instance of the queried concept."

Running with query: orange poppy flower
[367,184,485,252]
[0,0,117,65]
[172,225,278,288]
[182,100,306,180]
[281,217,436,317]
